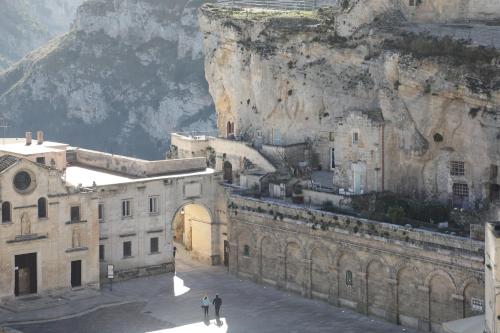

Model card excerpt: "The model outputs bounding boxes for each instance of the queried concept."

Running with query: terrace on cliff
[196,2,500,239]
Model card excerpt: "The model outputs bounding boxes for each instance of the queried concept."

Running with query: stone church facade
[0,156,100,299]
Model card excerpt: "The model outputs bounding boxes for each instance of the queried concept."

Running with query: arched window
[2,201,11,223]
[346,270,353,286]
[243,244,250,257]
[38,197,47,218]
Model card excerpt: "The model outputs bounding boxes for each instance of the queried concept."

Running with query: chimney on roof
[25,132,32,145]
[37,131,44,145]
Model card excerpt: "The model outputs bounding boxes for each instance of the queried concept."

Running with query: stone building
[63,147,220,276]
[197,2,500,207]
[485,222,500,333]
[0,152,99,299]
[0,132,222,299]
[228,195,485,333]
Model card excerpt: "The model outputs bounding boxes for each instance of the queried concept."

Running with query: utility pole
[0,118,8,144]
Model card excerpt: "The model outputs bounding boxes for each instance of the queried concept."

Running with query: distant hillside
[0,0,83,69]
[0,0,215,159]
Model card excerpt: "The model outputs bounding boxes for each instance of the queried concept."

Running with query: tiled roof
[0,155,19,173]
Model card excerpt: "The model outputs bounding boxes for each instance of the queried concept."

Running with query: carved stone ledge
[65,247,89,253]
[7,234,48,243]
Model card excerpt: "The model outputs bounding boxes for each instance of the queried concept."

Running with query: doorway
[223,161,233,184]
[14,253,37,296]
[224,240,230,266]
[71,260,82,287]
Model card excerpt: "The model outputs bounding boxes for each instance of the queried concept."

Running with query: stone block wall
[227,195,485,332]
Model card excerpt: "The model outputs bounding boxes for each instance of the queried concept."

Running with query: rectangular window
[150,237,159,253]
[98,203,104,222]
[330,147,335,169]
[450,161,465,176]
[149,196,159,214]
[329,132,335,142]
[352,132,359,144]
[243,244,250,257]
[36,157,45,165]
[453,183,469,198]
[123,241,132,257]
[122,199,132,218]
[99,245,105,261]
[70,206,80,222]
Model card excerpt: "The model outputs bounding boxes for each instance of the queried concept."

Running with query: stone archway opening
[171,203,214,264]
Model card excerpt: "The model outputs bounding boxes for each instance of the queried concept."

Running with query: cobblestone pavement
[11,255,417,333]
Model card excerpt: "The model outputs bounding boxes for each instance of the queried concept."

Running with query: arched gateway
[171,203,217,265]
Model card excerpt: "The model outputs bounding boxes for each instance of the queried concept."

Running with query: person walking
[212,294,222,318]
[173,246,177,259]
[201,294,210,319]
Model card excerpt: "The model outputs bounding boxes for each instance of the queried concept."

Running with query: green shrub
[387,205,406,223]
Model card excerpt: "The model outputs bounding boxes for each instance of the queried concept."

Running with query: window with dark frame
[122,199,132,217]
[149,196,159,214]
[453,183,469,198]
[36,157,46,165]
[243,244,250,257]
[150,237,159,253]
[70,206,80,222]
[450,161,465,176]
[98,203,104,222]
[346,270,353,286]
[99,245,105,261]
[123,241,132,257]
[38,197,47,218]
[330,147,335,169]
[352,132,359,144]
[2,201,11,223]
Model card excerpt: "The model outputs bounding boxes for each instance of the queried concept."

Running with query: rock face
[0,0,83,69]
[0,0,215,159]
[198,3,500,204]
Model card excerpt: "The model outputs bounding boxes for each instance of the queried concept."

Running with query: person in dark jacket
[212,294,222,318]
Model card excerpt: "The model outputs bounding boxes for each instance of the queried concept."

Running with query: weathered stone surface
[0,0,215,159]
[228,195,485,332]
[198,3,500,203]
[0,0,83,69]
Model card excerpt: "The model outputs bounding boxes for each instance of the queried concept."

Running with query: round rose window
[14,171,32,191]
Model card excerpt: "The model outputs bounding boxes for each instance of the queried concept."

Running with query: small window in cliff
[450,161,465,176]
[243,244,250,257]
[452,183,469,198]
[433,133,443,143]
[352,132,359,144]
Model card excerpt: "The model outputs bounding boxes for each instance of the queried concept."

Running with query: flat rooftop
[0,138,68,155]
[65,165,215,187]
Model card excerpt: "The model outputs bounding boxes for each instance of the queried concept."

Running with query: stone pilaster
[328,266,339,306]
[276,254,286,289]
[357,271,368,315]
[229,241,238,274]
[386,278,399,324]
[303,258,312,298]
[452,294,465,319]
[417,285,431,332]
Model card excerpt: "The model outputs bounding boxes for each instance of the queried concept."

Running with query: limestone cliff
[0,0,83,69]
[199,3,500,203]
[0,0,215,159]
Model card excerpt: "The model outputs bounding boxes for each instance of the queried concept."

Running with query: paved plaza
[5,255,417,333]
